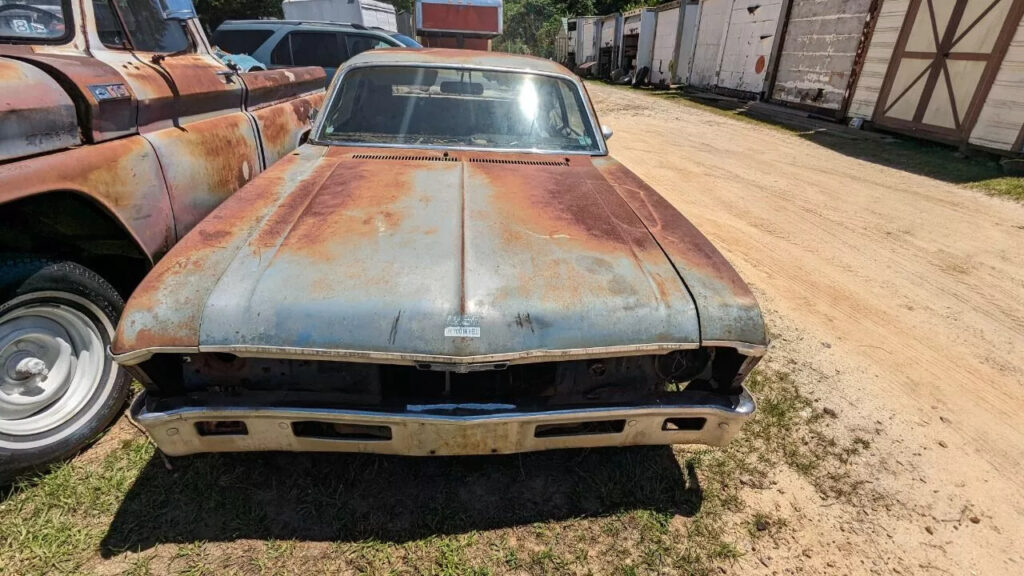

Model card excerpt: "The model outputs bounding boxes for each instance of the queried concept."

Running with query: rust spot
[252,93,323,166]
[241,67,326,107]
[113,147,330,354]
[593,158,753,295]
[0,135,174,260]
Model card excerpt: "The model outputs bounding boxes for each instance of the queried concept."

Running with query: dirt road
[588,83,1024,575]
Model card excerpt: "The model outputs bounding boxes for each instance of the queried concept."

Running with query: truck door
[87,0,262,239]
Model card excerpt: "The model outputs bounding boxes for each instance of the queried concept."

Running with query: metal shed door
[715,0,784,94]
[690,0,732,88]
[874,0,1024,144]
[651,7,680,84]
[677,3,701,84]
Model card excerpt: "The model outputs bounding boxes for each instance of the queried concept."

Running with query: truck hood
[115,146,764,365]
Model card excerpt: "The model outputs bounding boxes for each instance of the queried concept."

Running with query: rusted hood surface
[115,146,764,363]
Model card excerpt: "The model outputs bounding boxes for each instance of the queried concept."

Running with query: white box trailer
[597,13,621,77]
[566,17,577,60]
[575,16,600,66]
[676,1,700,85]
[619,8,656,73]
[282,0,398,31]
[555,18,571,64]
[689,0,730,89]
[650,1,681,85]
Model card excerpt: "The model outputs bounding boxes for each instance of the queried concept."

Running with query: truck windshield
[0,0,69,42]
[317,65,601,153]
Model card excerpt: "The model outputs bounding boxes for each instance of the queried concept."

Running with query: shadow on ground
[100,446,700,556]
[638,86,1011,188]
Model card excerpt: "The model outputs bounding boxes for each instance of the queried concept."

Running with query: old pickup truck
[0,0,325,478]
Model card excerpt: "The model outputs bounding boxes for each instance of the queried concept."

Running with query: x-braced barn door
[874,0,1024,145]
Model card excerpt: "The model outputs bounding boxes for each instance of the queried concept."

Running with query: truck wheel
[0,258,130,482]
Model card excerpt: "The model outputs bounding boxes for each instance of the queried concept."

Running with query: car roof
[217,20,390,35]
[342,48,575,77]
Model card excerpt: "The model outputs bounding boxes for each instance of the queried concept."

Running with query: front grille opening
[195,420,248,436]
[662,417,706,431]
[291,421,392,441]
[380,363,557,403]
[534,419,626,438]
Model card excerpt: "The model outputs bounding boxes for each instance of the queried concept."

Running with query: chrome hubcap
[0,302,104,436]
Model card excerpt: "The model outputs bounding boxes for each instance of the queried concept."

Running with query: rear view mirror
[159,0,197,20]
[602,125,613,140]
[440,81,484,96]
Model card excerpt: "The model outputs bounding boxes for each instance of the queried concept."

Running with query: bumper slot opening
[662,417,707,431]
[195,420,248,436]
[534,419,626,438]
[291,421,393,441]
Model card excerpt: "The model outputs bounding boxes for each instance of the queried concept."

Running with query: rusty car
[0,0,325,478]
[112,48,767,458]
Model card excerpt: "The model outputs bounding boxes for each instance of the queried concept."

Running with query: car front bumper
[130,391,756,457]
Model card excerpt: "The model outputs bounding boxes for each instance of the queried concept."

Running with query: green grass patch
[967,176,1024,201]
[0,368,869,575]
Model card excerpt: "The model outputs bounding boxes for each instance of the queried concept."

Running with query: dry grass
[0,368,870,575]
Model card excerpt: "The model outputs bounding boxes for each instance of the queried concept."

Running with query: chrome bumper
[130,391,755,457]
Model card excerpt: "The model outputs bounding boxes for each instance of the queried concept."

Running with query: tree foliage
[494,0,662,57]
[194,0,282,29]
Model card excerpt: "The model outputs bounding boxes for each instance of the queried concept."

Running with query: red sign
[420,4,500,34]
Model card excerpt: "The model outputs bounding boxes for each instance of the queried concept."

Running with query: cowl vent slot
[470,158,570,166]
[352,154,458,162]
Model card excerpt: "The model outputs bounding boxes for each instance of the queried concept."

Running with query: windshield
[317,65,601,153]
[0,0,68,42]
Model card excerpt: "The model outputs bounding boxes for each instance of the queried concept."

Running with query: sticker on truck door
[445,315,481,338]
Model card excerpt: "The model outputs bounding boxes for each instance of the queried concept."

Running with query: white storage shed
[619,8,656,74]
[849,0,1024,154]
[575,16,601,66]
[650,1,682,85]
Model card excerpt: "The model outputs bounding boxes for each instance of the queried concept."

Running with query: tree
[194,0,282,30]
[494,0,596,57]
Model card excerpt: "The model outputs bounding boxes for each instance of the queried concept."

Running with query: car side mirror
[602,125,613,140]
[159,0,197,20]
[308,107,319,123]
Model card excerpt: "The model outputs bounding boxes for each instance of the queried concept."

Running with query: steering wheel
[0,4,64,31]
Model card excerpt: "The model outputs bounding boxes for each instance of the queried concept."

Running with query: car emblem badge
[444,314,481,338]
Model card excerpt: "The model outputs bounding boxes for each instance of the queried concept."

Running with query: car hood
[114,145,764,365]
